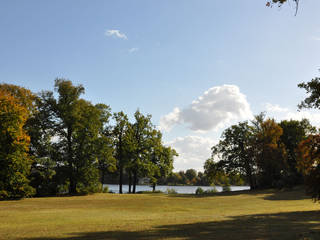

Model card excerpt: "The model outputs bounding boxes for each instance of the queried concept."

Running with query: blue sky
[1,0,320,171]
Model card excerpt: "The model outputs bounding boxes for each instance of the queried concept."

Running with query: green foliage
[222,184,231,192]
[195,187,204,195]
[166,188,177,194]
[296,77,320,200]
[0,88,35,199]
[206,114,309,190]
[195,187,218,195]
[298,78,320,110]
[205,187,218,194]
[102,185,109,193]
[207,121,256,189]
[77,182,102,195]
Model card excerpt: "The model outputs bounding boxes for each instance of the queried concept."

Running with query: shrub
[205,187,218,194]
[102,185,109,193]
[222,184,231,192]
[77,182,102,195]
[195,187,204,195]
[166,188,177,194]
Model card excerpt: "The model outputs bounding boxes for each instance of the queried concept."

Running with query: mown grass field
[1,187,320,240]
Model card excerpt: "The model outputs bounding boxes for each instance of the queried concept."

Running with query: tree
[125,110,154,193]
[42,78,110,194]
[279,119,316,185]
[297,135,320,200]
[0,89,35,198]
[297,77,320,200]
[252,117,287,188]
[185,169,197,184]
[112,111,130,194]
[298,78,320,110]
[266,0,299,14]
[208,121,257,189]
[148,130,177,191]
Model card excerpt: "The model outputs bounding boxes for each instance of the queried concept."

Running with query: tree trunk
[152,183,156,192]
[67,127,76,194]
[119,165,123,194]
[133,170,137,193]
[128,172,132,193]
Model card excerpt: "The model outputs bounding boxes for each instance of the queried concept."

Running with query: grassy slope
[0,187,320,240]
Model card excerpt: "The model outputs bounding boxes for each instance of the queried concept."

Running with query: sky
[1,0,320,171]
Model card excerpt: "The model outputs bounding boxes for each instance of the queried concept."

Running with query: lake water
[103,184,250,194]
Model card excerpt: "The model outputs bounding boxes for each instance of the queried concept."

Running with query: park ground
[1,187,320,240]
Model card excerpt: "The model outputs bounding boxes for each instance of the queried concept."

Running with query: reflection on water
[103,184,250,194]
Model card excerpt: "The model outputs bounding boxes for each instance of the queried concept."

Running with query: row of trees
[204,116,315,190]
[205,77,320,200]
[158,169,244,186]
[0,79,177,198]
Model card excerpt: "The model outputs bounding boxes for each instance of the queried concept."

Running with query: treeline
[204,77,320,201]
[0,79,177,199]
[105,168,246,186]
[158,169,245,186]
[204,115,316,190]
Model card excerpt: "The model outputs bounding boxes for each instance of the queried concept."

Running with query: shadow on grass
[25,210,320,240]
[262,189,311,201]
[168,189,274,199]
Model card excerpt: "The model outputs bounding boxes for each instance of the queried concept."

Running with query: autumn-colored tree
[0,90,35,198]
[297,135,320,200]
[253,117,287,188]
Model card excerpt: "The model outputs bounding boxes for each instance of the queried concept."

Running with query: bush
[57,183,69,195]
[195,187,204,195]
[166,188,177,194]
[205,187,218,194]
[102,185,109,193]
[77,182,102,195]
[222,184,231,192]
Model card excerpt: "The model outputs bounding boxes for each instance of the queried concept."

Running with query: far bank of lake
[104,184,250,194]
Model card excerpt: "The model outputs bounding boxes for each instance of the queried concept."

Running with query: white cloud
[166,136,216,171]
[128,47,139,53]
[105,29,128,40]
[265,103,289,113]
[265,103,320,127]
[311,36,320,41]
[159,107,181,132]
[159,85,253,132]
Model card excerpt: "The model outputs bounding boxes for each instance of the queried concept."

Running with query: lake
[104,184,250,194]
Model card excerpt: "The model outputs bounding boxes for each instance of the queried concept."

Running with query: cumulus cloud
[159,85,253,132]
[159,107,181,132]
[166,136,216,171]
[105,29,128,39]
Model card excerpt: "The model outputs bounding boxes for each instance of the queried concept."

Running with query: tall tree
[50,79,85,194]
[112,111,129,194]
[253,117,287,188]
[147,130,177,191]
[43,78,110,194]
[0,89,35,198]
[279,119,316,185]
[208,121,257,189]
[296,77,320,199]
[297,135,320,200]
[126,110,154,193]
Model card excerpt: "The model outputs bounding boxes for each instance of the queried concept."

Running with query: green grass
[1,187,320,239]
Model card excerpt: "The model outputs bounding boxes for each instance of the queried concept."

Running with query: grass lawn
[1,187,320,240]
